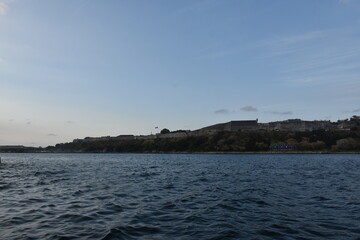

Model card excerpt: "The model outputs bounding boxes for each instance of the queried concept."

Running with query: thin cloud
[26,121,31,125]
[173,0,219,16]
[199,30,329,61]
[262,30,328,58]
[66,120,76,124]
[0,2,8,15]
[275,31,326,45]
[283,48,360,75]
[214,109,230,115]
[241,106,258,112]
[352,108,360,113]
[266,111,293,115]
[199,45,246,60]
[339,0,351,3]
[271,28,360,90]
[284,72,360,86]
[47,133,57,137]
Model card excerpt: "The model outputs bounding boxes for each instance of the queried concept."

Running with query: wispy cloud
[200,30,330,61]
[266,111,293,115]
[282,47,360,75]
[66,120,76,124]
[173,0,219,16]
[339,0,351,3]
[0,2,8,15]
[283,72,360,85]
[200,48,240,60]
[262,26,360,97]
[262,30,329,58]
[47,133,57,137]
[0,58,5,64]
[241,106,258,112]
[214,109,230,115]
[270,30,326,46]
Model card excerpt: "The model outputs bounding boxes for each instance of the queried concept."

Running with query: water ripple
[0,153,359,239]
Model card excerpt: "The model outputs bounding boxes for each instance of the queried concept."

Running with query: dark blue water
[0,154,359,239]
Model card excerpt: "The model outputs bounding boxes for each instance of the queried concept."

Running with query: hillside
[49,129,360,153]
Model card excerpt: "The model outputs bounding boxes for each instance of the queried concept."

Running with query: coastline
[1,151,359,154]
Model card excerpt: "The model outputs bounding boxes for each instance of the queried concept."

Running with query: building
[192,119,259,135]
[71,116,360,142]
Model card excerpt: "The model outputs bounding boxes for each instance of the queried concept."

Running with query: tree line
[48,129,360,153]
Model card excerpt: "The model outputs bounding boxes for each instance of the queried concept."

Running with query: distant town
[1,115,359,153]
[73,115,360,143]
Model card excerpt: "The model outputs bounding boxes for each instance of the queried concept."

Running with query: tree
[160,128,170,134]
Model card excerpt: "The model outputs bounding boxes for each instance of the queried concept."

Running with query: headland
[1,115,360,153]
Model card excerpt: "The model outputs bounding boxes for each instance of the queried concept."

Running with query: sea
[0,153,359,240]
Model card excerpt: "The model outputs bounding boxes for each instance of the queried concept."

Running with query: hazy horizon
[1,0,360,147]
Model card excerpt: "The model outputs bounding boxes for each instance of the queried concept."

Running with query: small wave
[0,182,12,190]
[271,224,299,234]
[114,193,128,198]
[96,195,111,200]
[346,201,360,206]
[92,202,124,217]
[216,203,241,211]
[104,202,123,212]
[72,190,84,196]
[164,183,175,189]
[56,213,95,223]
[101,225,161,240]
[312,196,330,201]
[43,233,76,240]
[34,170,66,176]
[303,228,329,237]
[198,177,208,182]
[161,202,176,209]
[3,216,27,225]
[19,198,47,203]
[209,229,241,240]
[257,229,284,237]
[184,214,208,223]
[255,200,270,206]
[349,228,360,234]
[241,198,270,206]
[50,177,70,184]
[318,223,347,231]
[137,172,159,178]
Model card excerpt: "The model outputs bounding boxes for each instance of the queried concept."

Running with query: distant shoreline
[1,151,359,154]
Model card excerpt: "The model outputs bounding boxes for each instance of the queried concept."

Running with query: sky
[1,0,360,147]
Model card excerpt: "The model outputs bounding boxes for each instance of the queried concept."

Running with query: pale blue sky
[1,0,360,146]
